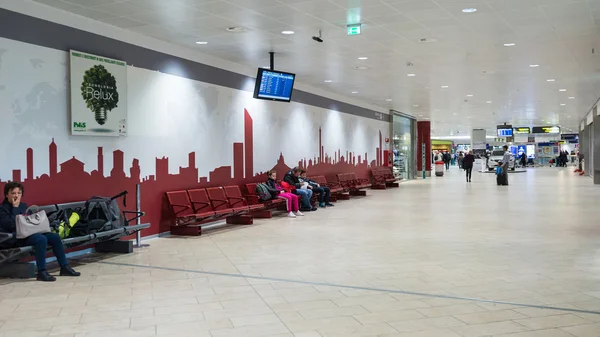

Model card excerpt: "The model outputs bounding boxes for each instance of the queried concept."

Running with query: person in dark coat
[283,167,316,211]
[462,150,475,182]
[0,182,80,282]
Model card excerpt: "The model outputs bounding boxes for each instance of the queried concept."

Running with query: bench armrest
[0,232,14,244]
[122,210,145,226]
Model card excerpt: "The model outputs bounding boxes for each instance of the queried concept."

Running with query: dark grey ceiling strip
[0,8,390,122]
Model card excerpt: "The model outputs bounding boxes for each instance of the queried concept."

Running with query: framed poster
[70,50,127,137]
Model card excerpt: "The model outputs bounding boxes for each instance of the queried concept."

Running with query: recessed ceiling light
[441,85,449,88]
[530,64,539,67]
[351,91,358,94]
[418,114,423,117]
[547,79,555,82]
[486,101,492,103]
[407,73,416,77]
[195,41,208,45]
[560,103,566,106]
[324,80,332,83]
[386,99,392,102]
[358,57,368,60]
[559,89,567,92]
[569,96,575,99]
[466,94,474,97]
[281,30,295,35]
[462,8,477,13]
[503,43,516,47]
[413,104,419,107]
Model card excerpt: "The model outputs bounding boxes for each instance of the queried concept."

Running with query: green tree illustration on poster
[80,64,119,125]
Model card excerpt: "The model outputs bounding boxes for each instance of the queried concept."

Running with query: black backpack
[71,191,127,236]
[255,183,272,201]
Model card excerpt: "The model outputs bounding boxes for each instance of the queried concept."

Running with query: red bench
[223,185,272,219]
[371,167,400,189]
[336,172,370,196]
[166,187,259,236]
[310,175,348,200]
[245,183,287,210]
[165,189,219,235]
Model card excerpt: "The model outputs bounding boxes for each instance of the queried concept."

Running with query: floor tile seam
[207,234,292,335]
[84,259,600,317]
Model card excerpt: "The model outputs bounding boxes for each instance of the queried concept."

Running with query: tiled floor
[2,167,600,336]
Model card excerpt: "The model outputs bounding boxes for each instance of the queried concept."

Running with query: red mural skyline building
[0,109,386,235]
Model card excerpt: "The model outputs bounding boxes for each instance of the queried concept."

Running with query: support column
[417,121,431,177]
[593,106,600,183]
[471,129,487,172]
[579,120,587,174]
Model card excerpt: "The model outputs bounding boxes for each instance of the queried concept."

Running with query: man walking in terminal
[500,145,511,186]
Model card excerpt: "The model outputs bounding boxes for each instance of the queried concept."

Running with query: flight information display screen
[497,128,513,137]
[253,68,296,102]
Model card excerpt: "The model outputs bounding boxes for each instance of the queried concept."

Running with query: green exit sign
[347,24,361,36]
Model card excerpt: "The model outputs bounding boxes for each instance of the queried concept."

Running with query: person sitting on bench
[284,167,316,212]
[299,170,334,208]
[0,182,80,282]
[265,170,303,218]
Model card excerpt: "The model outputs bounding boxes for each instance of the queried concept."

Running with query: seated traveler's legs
[312,187,325,206]
[290,194,300,212]
[277,194,293,212]
[45,232,68,267]
[295,189,311,210]
[21,233,49,272]
[322,187,332,206]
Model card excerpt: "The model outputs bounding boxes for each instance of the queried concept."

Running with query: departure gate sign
[532,126,560,134]
[514,127,530,134]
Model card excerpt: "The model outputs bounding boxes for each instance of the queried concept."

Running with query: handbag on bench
[16,206,51,239]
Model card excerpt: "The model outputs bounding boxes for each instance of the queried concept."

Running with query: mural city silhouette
[0,109,385,235]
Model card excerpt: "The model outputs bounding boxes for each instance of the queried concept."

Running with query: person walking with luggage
[0,182,80,282]
[500,145,511,186]
[443,151,451,170]
[520,152,527,168]
[463,150,475,182]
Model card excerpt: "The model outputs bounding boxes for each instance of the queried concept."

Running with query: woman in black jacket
[463,150,475,182]
[0,182,80,282]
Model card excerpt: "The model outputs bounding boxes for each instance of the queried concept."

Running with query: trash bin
[435,161,445,177]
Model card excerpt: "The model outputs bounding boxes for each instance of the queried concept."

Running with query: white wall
[0,0,389,116]
[0,36,389,181]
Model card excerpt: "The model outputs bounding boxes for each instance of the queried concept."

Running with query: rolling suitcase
[497,172,508,186]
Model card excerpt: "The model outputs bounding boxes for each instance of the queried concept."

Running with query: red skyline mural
[0,109,386,235]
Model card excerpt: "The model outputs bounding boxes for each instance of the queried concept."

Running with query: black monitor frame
[253,68,296,102]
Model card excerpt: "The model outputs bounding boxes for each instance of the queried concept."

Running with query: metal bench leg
[95,240,133,254]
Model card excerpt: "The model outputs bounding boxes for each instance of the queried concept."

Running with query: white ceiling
[32,0,600,136]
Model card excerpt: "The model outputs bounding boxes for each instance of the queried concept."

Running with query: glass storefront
[392,112,416,180]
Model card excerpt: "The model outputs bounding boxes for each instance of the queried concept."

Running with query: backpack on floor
[255,183,272,201]
[70,191,127,236]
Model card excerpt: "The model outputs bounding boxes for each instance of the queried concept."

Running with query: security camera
[312,30,323,43]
